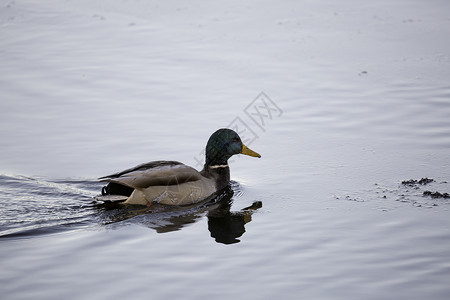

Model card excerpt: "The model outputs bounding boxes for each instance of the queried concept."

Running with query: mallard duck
[98,128,261,206]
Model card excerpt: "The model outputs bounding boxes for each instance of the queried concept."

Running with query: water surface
[1,0,450,299]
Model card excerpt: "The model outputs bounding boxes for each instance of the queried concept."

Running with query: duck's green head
[205,128,261,166]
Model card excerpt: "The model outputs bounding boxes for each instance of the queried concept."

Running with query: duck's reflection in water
[96,184,261,244]
[207,197,261,244]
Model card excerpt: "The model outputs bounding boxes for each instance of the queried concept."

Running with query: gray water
[1,0,450,299]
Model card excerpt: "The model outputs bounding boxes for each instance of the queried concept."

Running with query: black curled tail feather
[101,182,134,197]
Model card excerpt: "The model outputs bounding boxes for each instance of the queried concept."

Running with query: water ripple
[0,174,100,238]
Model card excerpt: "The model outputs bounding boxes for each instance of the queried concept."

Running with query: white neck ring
[209,164,229,169]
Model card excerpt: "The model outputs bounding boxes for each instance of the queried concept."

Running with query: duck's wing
[99,160,203,189]
[99,161,184,179]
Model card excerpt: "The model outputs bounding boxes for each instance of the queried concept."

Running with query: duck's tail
[101,182,134,197]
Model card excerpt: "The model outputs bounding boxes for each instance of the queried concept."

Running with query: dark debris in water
[337,177,448,209]
[423,191,450,199]
[401,178,434,186]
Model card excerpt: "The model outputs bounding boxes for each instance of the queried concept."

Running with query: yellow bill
[241,144,261,158]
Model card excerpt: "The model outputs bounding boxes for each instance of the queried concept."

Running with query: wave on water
[0,174,102,238]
